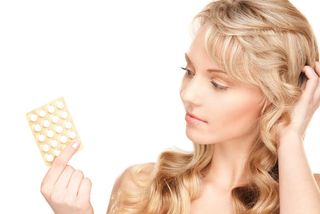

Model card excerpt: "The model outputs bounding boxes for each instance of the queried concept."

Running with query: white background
[0,0,319,213]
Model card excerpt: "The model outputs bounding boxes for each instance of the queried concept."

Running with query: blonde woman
[40,0,320,213]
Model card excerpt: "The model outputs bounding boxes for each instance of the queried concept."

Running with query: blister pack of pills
[26,97,82,166]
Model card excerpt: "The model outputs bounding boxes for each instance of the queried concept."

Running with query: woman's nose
[180,76,205,106]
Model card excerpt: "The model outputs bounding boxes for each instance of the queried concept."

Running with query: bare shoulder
[107,162,156,213]
[313,173,320,188]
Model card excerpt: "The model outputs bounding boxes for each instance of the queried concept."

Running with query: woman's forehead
[188,23,264,88]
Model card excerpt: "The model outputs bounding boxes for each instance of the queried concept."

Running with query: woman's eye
[180,66,193,76]
[180,66,228,91]
[211,80,228,90]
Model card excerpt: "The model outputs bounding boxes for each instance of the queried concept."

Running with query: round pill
[39,110,47,117]
[47,130,54,138]
[41,144,50,152]
[34,124,42,132]
[60,136,68,143]
[43,120,50,128]
[61,111,68,119]
[68,131,76,139]
[57,102,65,109]
[53,149,61,156]
[49,140,58,148]
[55,126,63,133]
[30,114,38,122]
[47,105,55,113]
[45,154,54,162]
[38,134,46,142]
[51,116,60,123]
[64,121,72,129]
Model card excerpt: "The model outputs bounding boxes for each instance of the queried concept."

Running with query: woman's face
[180,24,266,145]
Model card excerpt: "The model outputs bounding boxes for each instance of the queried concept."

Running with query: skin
[40,142,94,214]
[276,60,320,213]
[40,22,320,214]
[179,22,320,213]
[180,23,265,192]
[179,23,268,213]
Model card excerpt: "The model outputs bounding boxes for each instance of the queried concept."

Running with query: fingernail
[72,141,80,149]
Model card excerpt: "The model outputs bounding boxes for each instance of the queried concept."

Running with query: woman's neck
[203,132,259,192]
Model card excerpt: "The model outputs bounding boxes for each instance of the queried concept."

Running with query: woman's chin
[185,130,219,145]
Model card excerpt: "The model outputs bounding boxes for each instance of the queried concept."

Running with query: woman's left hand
[277,62,320,146]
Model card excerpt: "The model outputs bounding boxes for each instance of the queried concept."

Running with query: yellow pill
[38,134,46,142]
[47,130,54,138]
[45,154,54,162]
[47,105,55,113]
[60,136,68,143]
[61,111,68,119]
[39,110,47,117]
[41,144,50,152]
[55,126,63,133]
[57,102,64,109]
[43,120,50,128]
[51,115,60,123]
[34,124,42,132]
[49,140,58,148]
[30,114,38,122]
[68,131,76,139]
[53,149,61,156]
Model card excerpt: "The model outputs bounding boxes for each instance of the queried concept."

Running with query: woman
[40,0,320,213]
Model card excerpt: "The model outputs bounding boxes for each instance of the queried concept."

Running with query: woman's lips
[185,112,208,124]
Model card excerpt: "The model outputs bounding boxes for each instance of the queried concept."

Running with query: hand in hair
[277,62,320,146]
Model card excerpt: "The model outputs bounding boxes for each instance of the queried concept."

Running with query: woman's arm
[277,62,320,213]
[278,133,320,214]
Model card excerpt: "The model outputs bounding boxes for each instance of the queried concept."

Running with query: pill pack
[26,97,82,166]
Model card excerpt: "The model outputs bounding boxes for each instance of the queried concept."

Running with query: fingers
[301,64,319,104]
[49,165,75,201]
[41,141,80,192]
[314,62,320,106]
[77,177,92,203]
[65,170,84,200]
[40,140,93,213]
[302,65,318,91]
[52,141,80,169]
[55,165,75,189]
[314,61,320,77]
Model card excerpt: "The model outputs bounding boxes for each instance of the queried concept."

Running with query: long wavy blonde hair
[109,0,319,213]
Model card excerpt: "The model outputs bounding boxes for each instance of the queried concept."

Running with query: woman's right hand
[40,141,94,214]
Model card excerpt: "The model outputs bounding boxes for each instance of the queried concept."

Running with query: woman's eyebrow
[184,52,227,75]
